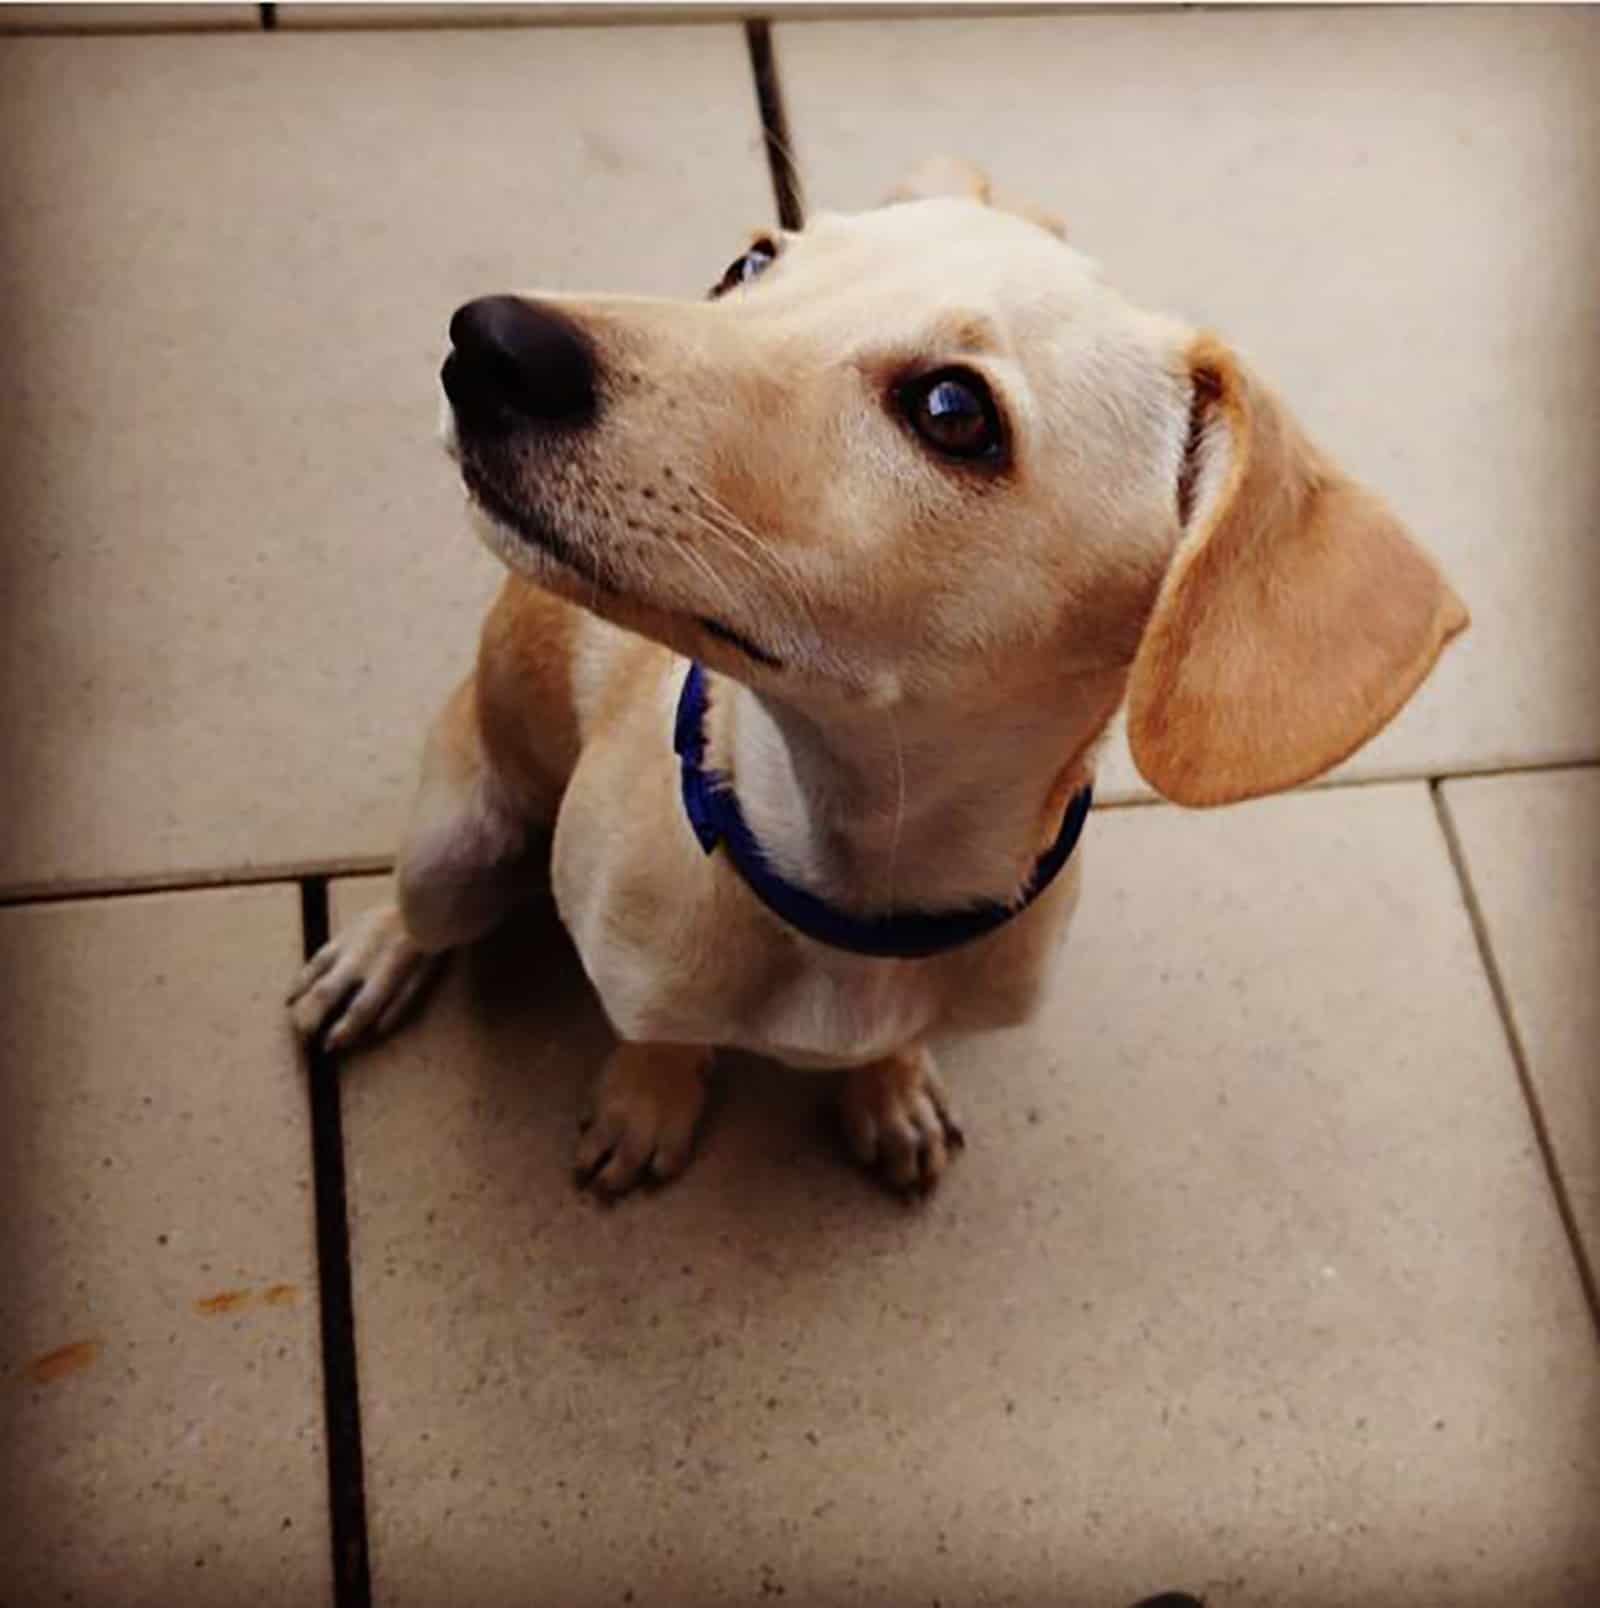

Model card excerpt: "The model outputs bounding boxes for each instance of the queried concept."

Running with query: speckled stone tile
[0,25,770,895]
[1443,766,1600,1278]
[0,885,328,1606]
[332,782,1600,1607]
[777,5,1600,803]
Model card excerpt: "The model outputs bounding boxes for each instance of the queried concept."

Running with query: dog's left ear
[886,156,1067,240]
[1126,335,1469,807]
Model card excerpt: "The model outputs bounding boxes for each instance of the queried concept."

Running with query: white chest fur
[560,862,945,1069]
[638,942,940,1069]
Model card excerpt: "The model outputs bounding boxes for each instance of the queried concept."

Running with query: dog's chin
[458,461,789,675]
[465,496,566,585]
[459,463,613,593]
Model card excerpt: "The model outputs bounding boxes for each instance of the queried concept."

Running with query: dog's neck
[709,669,1124,916]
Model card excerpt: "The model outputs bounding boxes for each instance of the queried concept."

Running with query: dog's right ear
[886,156,1067,240]
[1125,335,1468,807]
[886,156,992,205]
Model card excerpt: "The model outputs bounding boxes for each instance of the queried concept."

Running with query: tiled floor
[2,7,1596,1607]
[0,887,329,1604]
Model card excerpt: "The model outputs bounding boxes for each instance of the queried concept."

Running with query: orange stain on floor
[194,1282,302,1316]
[25,1282,303,1383]
[26,1339,102,1384]
[193,1289,255,1316]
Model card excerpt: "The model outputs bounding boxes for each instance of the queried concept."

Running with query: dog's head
[441,159,1466,806]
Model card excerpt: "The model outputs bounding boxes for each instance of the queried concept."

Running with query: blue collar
[673,663,1093,960]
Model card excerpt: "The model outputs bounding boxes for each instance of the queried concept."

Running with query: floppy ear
[885,156,1067,240]
[886,156,993,205]
[1126,336,1469,807]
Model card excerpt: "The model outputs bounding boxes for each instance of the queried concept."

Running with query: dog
[288,159,1467,1198]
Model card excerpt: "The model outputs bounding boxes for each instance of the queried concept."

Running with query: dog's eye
[902,369,1004,461]
[710,239,776,299]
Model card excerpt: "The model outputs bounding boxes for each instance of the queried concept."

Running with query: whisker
[686,483,809,587]
[682,485,818,628]
[662,524,747,622]
[675,501,800,604]
[676,504,810,622]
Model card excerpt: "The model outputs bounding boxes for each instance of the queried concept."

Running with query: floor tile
[0,4,255,30]
[0,26,771,895]
[1443,766,1600,1278]
[777,7,1600,802]
[332,783,1599,1607]
[0,885,329,1605]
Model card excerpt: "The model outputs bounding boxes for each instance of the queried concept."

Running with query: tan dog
[289,160,1466,1197]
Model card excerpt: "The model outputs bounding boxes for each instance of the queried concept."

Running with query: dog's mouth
[458,457,785,671]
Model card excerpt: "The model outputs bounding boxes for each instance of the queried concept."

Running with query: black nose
[442,295,598,434]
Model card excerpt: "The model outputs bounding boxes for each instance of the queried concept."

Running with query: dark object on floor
[1129,1595,1206,1608]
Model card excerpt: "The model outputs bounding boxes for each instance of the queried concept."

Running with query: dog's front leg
[839,1044,965,1196]
[288,675,542,1052]
[574,1041,713,1199]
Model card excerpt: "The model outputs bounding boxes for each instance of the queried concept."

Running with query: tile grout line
[0,863,390,910]
[744,19,804,230]
[1429,782,1600,1344]
[0,755,1595,909]
[0,19,255,36]
[1090,753,1600,812]
[299,877,375,1608]
[3,756,1599,910]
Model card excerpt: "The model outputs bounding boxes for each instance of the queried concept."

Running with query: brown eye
[710,239,776,299]
[903,369,1004,461]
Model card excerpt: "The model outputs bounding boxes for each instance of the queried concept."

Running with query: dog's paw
[287,902,443,1053]
[839,1047,964,1196]
[575,1043,712,1199]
